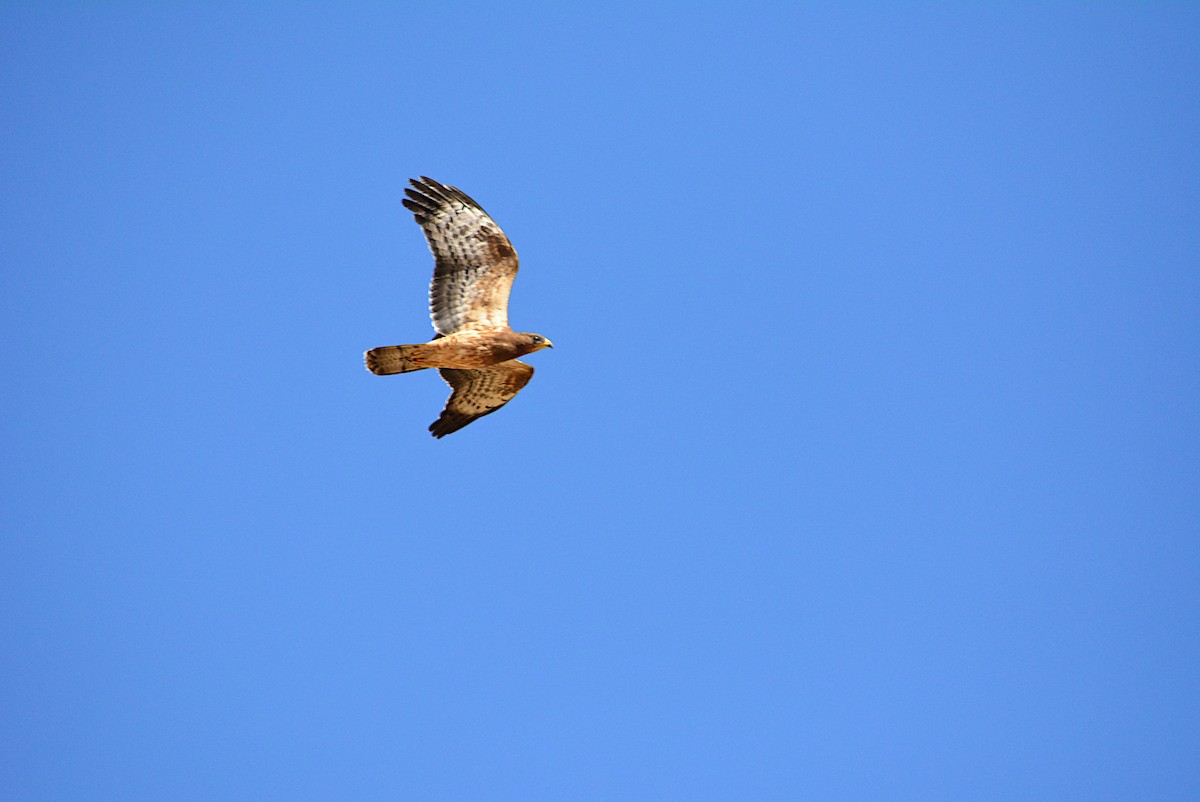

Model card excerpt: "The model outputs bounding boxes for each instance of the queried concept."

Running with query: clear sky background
[2,4,1198,800]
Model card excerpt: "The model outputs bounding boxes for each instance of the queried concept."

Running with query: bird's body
[364,177,553,437]
[366,329,548,374]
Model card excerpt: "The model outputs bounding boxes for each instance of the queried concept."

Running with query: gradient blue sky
[2,4,1198,800]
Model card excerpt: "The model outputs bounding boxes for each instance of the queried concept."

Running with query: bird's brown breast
[415,330,530,369]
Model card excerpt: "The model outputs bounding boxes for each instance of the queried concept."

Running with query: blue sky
[2,4,1198,799]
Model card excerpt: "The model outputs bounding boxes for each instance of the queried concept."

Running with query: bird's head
[521,333,555,352]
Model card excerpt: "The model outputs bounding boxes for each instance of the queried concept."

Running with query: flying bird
[365,177,554,438]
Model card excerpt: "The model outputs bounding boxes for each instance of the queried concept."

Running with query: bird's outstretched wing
[429,360,535,438]
[402,176,519,336]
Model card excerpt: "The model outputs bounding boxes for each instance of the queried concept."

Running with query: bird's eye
[532,336,542,343]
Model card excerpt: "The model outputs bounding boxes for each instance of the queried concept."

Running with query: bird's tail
[365,345,428,375]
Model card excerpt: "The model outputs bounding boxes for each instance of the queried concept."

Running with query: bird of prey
[365,177,553,438]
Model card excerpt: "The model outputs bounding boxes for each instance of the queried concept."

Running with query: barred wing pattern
[429,361,535,439]
[402,177,519,336]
